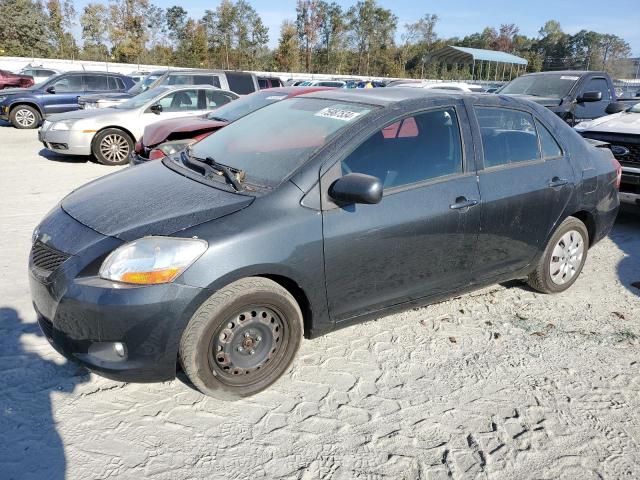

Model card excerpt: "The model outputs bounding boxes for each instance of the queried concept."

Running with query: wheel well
[92,126,136,149]
[570,210,596,246]
[259,274,313,339]
[9,102,42,117]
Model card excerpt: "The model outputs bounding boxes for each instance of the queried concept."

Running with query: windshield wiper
[205,156,243,191]
[179,150,244,191]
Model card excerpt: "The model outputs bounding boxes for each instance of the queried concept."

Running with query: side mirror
[46,86,56,94]
[150,103,163,114]
[605,102,628,115]
[577,91,602,103]
[329,173,383,205]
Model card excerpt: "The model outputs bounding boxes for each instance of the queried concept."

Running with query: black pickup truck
[499,70,638,125]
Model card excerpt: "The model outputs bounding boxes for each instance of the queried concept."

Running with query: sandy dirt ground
[1,125,639,480]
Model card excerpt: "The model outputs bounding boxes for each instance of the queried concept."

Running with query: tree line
[0,0,634,79]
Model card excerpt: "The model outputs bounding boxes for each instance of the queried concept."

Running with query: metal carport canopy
[429,46,528,66]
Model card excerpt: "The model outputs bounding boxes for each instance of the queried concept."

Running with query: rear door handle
[450,197,479,210]
[549,177,568,188]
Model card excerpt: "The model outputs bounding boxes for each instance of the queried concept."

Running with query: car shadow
[38,148,94,164]
[610,207,640,297]
[0,307,89,480]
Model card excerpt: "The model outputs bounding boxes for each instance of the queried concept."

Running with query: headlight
[99,236,207,285]
[158,139,196,156]
[50,120,74,131]
[83,102,98,109]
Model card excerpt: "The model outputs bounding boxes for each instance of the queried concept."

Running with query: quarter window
[84,75,109,91]
[535,120,563,159]
[341,107,463,189]
[476,107,539,167]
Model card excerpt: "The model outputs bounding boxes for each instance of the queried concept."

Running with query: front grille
[37,315,54,339]
[611,143,640,167]
[30,241,70,273]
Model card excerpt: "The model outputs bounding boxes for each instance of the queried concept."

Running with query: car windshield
[629,103,640,113]
[500,74,579,98]
[128,74,163,95]
[114,87,170,109]
[204,91,291,123]
[189,97,374,187]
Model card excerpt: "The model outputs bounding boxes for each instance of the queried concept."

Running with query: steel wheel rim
[549,229,584,285]
[209,306,287,385]
[15,109,35,127]
[100,134,129,163]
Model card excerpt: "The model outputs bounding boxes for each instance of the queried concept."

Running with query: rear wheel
[10,104,41,129]
[92,128,134,165]
[527,216,589,294]
[179,277,303,400]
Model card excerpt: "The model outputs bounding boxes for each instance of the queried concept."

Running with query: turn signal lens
[99,237,207,285]
[148,148,166,160]
[611,157,622,189]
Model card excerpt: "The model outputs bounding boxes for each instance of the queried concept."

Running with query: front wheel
[92,128,134,165]
[527,216,589,294]
[10,104,41,129]
[179,277,303,400]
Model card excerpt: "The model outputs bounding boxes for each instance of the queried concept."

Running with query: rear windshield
[226,72,257,94]
[191,97,374,187]
[500,74,580,98]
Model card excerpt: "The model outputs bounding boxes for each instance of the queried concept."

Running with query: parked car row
[28,85,621,400]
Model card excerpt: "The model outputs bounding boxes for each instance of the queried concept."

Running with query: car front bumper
[29,208,208,382]
[130,152,151,166]
[39,126,93,156]
[620,166,640,205]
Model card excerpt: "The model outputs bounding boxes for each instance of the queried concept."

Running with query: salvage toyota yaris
[29,89,620,399]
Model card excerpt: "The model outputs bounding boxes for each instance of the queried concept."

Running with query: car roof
[55,71,128,76]
[247,86,335,98]
[301,87,472,106]
[520,70,605,76]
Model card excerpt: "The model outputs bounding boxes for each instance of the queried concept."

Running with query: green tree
[108,0,150,63]
[0,0,52,57]
[47,0,78,58]
[274,20,300,72]
[80,3,108,60]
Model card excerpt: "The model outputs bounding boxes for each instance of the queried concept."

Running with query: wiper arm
[208,116,228,122]
[205,156,243,191]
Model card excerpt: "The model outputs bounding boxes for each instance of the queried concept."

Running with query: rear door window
[476,107,540,168]
[205,90,237,108]
[342,107,463,189]
[84,75,110,91]
[193,75,221,88]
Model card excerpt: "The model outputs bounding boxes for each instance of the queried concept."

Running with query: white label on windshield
[266,95,287,100]
[315,106,366,121]
[560,76,579,81]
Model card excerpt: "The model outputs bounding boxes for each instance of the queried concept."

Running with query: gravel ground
[1,124,639,480]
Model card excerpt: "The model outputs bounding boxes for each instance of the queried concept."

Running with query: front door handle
[549,177,568,188]
[450,197,479,210]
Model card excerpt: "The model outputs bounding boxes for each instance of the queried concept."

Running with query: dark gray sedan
[29,89,620,399]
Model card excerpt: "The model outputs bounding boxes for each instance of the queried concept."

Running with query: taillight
[611,157,622,189]
[148,149,166,160]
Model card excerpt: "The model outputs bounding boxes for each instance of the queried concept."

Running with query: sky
[75,0,640,55]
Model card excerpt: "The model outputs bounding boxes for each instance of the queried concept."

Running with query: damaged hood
[575,111,640,135]
[143,116,227,147]
[61,161,253,241]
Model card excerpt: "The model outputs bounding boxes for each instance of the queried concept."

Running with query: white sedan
[395,81,485,93]
[39,85,238,165]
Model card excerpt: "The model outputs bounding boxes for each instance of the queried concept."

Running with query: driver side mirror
[577,91,602,103]
[150,103,163,114]
[329,173,383,205]
[46,86,56,94]
[605,102,628,115]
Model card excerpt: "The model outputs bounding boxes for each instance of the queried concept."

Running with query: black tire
[10,104,41,129]
[179,277,303,400]
[527,216,589,294]
[92,128,134,165]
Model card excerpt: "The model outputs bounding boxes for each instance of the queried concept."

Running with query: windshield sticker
[266,95,287,100]
[314,105,369,122]
[560,76,579,81]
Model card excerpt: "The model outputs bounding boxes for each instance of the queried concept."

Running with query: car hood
[502,94,563,107]
[79,92,133,102]
[47,107,129,123]
[144,116,227,147]
[574,112,640,135]
[61,161,254,241]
